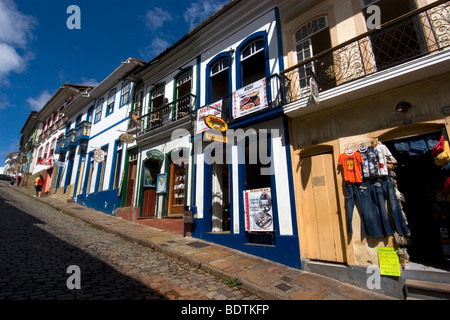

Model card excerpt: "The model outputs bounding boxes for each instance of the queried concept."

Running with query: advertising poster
[377,247,401,277]
[156,173,167,194]
[233,78,268,119]
[243,187,273,232]
[196,100,222,134]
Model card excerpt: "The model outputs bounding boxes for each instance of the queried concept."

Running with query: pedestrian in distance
[16,172,23,186]
[34,175,44,197]
[10,172,17,187]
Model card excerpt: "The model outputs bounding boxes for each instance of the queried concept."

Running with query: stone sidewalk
[10,185,396,300]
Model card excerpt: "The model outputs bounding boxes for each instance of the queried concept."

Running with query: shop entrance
[142,159,160,218]
[300,151,346,263]
[384,131,450,271]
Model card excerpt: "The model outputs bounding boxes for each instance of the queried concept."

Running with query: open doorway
[384,130,450,271]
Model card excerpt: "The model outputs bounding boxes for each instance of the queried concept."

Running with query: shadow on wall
[76,189,121,215]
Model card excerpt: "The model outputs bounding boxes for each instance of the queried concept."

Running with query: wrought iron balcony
[65,129,77,149]
[281,1,450,104]
[135,94,196,136]
[55,136,68,154]
[74,121,92,144]
[196,74,287,125]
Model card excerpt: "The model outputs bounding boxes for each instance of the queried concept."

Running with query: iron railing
[134,94,197,136]
[281,1,450,104]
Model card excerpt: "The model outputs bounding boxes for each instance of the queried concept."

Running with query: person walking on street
[16,172,23,186]
[10,172,17,187]
[34,175,44,197]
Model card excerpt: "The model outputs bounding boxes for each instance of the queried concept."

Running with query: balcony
[55,136,68,154]
[65,129,77,149]
[281,1,450,108]
[74,121,92,144]
[134,94,196,136]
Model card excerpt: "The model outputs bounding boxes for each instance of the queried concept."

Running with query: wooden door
[142,188,156,218]
[125,161,137,207]
[168,161,186,216]
[300,153,345,263]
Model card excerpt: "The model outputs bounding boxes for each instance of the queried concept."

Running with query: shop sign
[243,187,273,232]
[119,133,135,144]
[232,78,268,120]
[196,101,222,134]
[146,149,164,161]
[204,132,228,143]
[184,208,193,224]
[377,247,401,277]
[93,148,106,163]
[204,115,228,133]
[38,158,52,166]
[156,173,167,194]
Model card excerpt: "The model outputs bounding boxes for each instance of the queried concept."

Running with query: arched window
[240,37,266,87]
[210,57,230,102]
[294,16,331,88]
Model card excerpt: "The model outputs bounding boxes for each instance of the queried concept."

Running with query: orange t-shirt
[338,151,363,183]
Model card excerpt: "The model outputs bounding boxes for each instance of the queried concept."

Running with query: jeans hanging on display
[371,180,395,236]
[373,176,411,236]
[345,182,384,237]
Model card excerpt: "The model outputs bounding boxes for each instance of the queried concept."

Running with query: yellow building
[277,0,450,297]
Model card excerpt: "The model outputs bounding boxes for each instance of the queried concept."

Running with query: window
[43,143,50,160]
[176,70,192,99]
[112,143,123,190]
[210,57,230,102]
[150,86,165,111]
[120,80,131,107]
[106,89,116,116]
[87,106,94,123]
[49,138,57,157]
[94,98,104,123]
[134,83,144,111]
[241,38,266,87]
[96,147,108,193]
[75,114,82,128]
[294,16,331,88]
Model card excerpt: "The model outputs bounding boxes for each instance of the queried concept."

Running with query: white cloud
[27,90,52,111]
[81,77,99,86]
[0,0,37,84]
[140,37,171,60]
[183,0,228,30]
[144,7,174,31]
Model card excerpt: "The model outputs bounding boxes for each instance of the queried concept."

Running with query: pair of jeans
[371,179,395,236]
[375,176,410,236]
[345,182,384,237]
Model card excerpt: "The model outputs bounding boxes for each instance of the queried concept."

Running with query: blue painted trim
[72,151,84,198]
[86,105,94,122]
[94,98,104,124]
[94,144,109,193]
[282,115,299,236]
[55,153,65,190]
[119,80,131,109]
[88,117,129,140]
[106,89,116,117]
[274,7,285,72]
[196,55,201,109]
[64,151,75,194]
[82,151,93,195]
[109,139,120,190]
[228,106,283,130]
[235,31,270,91]
[205,52,232,104]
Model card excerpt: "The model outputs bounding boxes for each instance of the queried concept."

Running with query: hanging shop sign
[204,115,228,132]
[244,187,273,232]
[196,101,222,134]
[204,132,228,144]
[377,247,401,277]
[146,149,164,161]
[93,149,106,163]
[119,133,136,144]
[232,78,268,120]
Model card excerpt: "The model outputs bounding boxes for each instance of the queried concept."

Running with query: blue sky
[0,0,228,169]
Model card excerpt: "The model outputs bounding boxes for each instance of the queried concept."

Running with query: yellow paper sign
[377,247,401,277]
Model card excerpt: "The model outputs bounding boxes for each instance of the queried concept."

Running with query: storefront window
[168,159,186,215]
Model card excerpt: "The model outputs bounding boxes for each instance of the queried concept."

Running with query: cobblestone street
[0,182,260,301]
